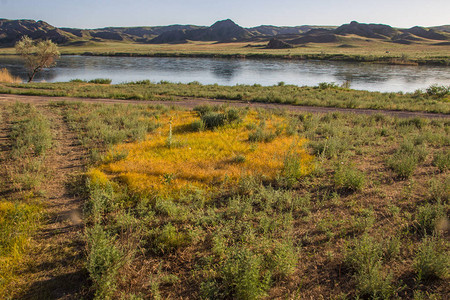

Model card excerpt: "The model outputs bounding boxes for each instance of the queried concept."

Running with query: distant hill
[334,21,399,39]
[149,19,253,43]
[0,19,72,46]
[0,18,449,47]
[275,21,450,47]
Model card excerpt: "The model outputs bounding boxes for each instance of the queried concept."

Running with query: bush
[432,150,450,172]
[199,108,243,130]
[334,163,365,192]
[248,127,276,143]
[86,225,123,299]
[414,236,449,281]
[416,203,445,235]
[387,141,427,179]
[317,82,339,89]
[426,84,449,98]
[88,78,112,84]
[201,248,270,300]
[345,235,395,298]
[151,223,190,254]
[398,117,427,129]
[428,177,449,203]
[201,112,227,130]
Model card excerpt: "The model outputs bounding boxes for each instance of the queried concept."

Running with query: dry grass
[0,68,21,83]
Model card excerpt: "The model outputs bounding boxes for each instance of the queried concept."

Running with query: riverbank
[0,81,448,114]
[1,40,449,66]
[76,51,450,66]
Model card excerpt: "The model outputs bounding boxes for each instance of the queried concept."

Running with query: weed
[151,223,190,254]
[86,224,124,299]
[334,163,365,192]
[248,127,277,143]
[345,235,395,299]
[414,236,449,281]
[387,140,427,179]
[426,84,449,98]
[428,177,449,203]
[88,78,112,84]
[415,203,446,235]
[432,150,449,172]
[202,248,270,300]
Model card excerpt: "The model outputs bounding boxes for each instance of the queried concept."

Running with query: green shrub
[432,150,450,172]
[398,117,427,129]
[388,154,418,179]
[199,108,243,130]
[428,177,449,203]
[230,154,246,164]
[151,223,190,254]
[426,84,450,98]
[414,236,449,281]
[317,82,339,89]
[86,224,123,299]
[88,78,112,84]
[248,127,276,143]
[345,235,395,298]
[416,203,445,235]
[334,163,365,192]
[201,248,270,300]
[281,152,309,187]
[309,136,349,159]
[189,120,205,132]
[387,141,427,179]
[201,112,227,130]
[265,240,297,279]
[10,110,52,157]
[193,105,216,117]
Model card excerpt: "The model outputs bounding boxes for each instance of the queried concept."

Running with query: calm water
[1,55,449,92]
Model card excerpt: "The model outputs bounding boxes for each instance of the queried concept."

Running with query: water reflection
[211,60,241,82]
[0,55,448,92]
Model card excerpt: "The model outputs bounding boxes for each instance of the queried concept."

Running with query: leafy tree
[15,36,60,82]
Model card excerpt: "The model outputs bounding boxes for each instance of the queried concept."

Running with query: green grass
[0,102,51,295]
[1,81,449,113]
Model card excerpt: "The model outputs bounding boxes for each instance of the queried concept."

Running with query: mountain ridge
[0,18,449,47]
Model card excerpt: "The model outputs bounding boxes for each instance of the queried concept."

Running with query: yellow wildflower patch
[91,109,314,197]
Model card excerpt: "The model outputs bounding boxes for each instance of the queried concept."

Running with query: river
[1,55,449,92]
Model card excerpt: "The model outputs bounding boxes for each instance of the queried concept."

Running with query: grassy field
[0,40,449,65]
[48,101,447,299]
[1,81,449,114]
[0,102,52,295]
[0,99,448,298]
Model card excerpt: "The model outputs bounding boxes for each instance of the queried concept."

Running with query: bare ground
[1,94,449,119]
[7,104,89,299]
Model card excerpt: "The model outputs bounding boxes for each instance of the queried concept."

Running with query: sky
[1,0,449,29]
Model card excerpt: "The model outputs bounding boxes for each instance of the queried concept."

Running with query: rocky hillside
[269,21,450,48]
[149,19,253,43]
[0,18,448,47]
[0,19,72,46]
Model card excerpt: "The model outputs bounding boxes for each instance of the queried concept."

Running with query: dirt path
[0,94,448,119]
[11,104,89,299]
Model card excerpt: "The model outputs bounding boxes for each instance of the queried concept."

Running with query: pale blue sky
[1,0,448,29]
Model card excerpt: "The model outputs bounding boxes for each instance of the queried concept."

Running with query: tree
[15,36,60,82]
